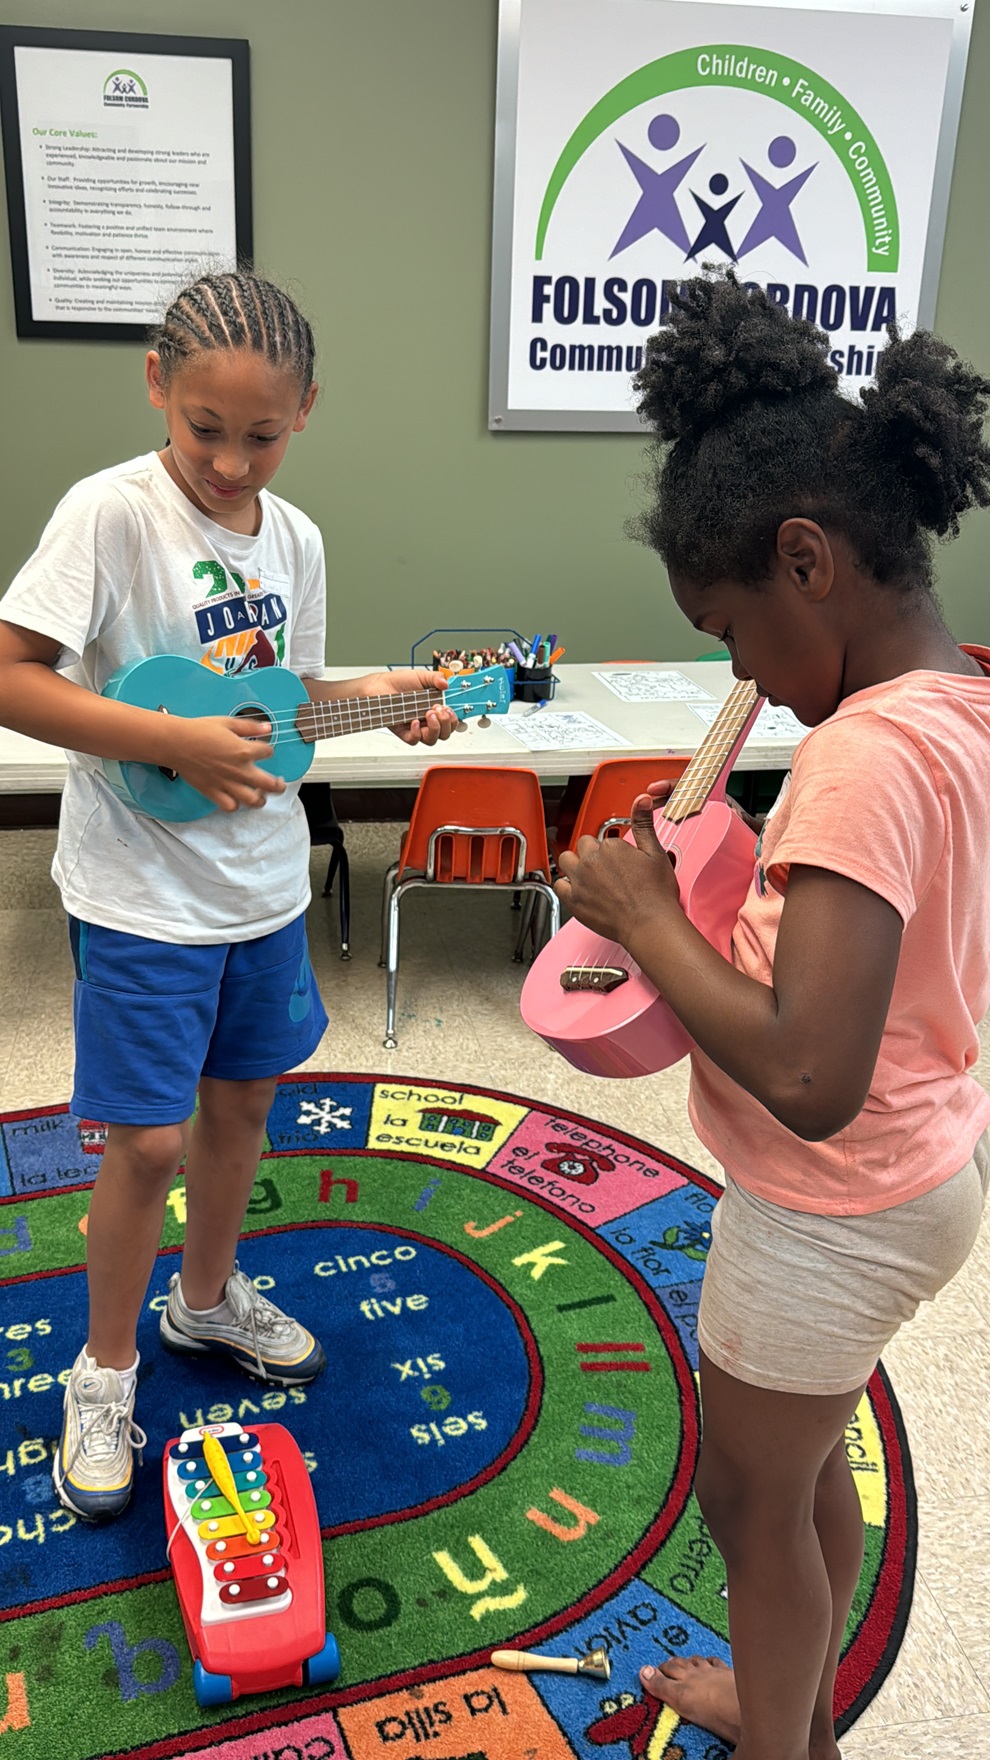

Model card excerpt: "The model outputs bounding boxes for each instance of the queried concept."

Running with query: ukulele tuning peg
[478,714,491,729]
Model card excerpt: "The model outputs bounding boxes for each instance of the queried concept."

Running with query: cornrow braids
[630,271,990,594]
[151,270,315,399]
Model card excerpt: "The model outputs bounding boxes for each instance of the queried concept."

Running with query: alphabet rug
[0,1073,915,1760]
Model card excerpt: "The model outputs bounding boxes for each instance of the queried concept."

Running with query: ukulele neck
[662,680,763,824]
[302,688,439,741]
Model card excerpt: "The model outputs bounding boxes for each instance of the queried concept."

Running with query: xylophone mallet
[490,1647,610,1681]
[201,1431,263,1547]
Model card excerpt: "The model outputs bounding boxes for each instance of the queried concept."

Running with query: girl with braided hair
[556,272,990,1760]
[0,268,458,1521]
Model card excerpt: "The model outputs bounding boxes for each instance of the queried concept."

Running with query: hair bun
[857,328,990,537]
[634,272,836,443]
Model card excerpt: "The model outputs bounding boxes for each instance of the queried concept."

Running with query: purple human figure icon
[686,172,743,262]
[736,135,817,264]
[610,112,703,258]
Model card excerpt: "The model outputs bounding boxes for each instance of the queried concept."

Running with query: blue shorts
[68,914,329,1126]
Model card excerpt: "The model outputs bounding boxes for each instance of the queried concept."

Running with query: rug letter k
[512,1241,568,1279]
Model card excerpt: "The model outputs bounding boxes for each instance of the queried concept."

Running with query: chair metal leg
[512,891,536,961]
[513,882,560,961]
[323,833,351,960]
[383,885,403,1049]
[545,884,561,940]
[337,845,351,960]
[379,860,399,968]
[322,840,340,898]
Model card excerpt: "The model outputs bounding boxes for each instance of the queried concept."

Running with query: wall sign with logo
[489,0,973,430]
[0,26,251,341]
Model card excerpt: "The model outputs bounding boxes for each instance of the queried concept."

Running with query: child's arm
[556,793,902,1142]
[304,668,460,745]
[0,619,286,814]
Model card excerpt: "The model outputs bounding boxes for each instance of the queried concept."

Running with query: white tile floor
[3,822,989,1755]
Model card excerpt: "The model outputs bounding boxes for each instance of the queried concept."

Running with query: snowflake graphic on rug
[296,1096,354,1134]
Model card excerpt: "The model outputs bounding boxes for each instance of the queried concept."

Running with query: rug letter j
[0,1674,29,1733]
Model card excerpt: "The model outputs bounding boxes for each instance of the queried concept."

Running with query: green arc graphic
[103,67,149,96]
[536,45,898,272]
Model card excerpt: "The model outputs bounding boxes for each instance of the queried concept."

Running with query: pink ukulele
[520,680,765,1078]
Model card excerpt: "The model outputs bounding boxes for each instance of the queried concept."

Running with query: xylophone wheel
[193,1660,234,1707]
[302,1633,341,1686]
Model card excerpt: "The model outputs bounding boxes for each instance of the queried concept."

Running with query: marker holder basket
[408,627,557,701]
[409,627,522,673]
[512,666,557,703]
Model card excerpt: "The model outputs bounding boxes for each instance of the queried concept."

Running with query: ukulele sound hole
[232,701,276,745]
[155,705,178,781]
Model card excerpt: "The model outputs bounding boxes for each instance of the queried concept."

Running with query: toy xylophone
[163,1419,339,1707]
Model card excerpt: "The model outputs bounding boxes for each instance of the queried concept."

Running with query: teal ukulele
[99,656,513,822]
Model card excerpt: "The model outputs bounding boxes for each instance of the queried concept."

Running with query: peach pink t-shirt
[688,647,990,1215]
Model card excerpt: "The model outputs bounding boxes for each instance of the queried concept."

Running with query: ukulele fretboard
[303,689,441,740]
[662,680,761,824]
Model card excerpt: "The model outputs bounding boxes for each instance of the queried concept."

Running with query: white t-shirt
[1,452,327,942]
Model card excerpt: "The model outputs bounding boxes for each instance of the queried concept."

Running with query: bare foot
[640,1656,740,1745]
[640,1659,844,1760]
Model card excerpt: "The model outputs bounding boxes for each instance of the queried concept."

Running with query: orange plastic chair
[379,765,560,1049]
[552,755,690,861]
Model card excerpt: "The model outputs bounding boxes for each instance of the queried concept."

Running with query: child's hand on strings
[555,789,682,944]
[170,715,284,813]
[648,775,764,835]
[362,668,462,746]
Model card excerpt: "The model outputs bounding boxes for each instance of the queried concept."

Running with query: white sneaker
[53,1352,148,1522]
[159,1264,326,1385]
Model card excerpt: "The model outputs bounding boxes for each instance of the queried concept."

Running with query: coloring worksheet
[593,669,716,702]
[505,712,630,751]
[690,699,806,740]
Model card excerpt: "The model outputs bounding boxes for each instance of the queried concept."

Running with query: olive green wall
[1,0,987,662]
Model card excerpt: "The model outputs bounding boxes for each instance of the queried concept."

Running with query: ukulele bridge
[560,965,629,993]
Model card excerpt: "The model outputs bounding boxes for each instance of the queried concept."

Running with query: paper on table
[593,669,716,702]
[690,700,806,739]
[505,712,630,752]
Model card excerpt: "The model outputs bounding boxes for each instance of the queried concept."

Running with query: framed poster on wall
[488,0,974,430]
[0,26,251,341]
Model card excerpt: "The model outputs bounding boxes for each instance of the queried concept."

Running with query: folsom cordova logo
[528,45,899,384]
[102,68,149,109]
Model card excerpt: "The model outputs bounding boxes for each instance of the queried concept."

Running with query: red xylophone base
[163,1419,340,1707]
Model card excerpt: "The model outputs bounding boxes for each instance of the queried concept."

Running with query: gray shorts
[697,1131,990,1396]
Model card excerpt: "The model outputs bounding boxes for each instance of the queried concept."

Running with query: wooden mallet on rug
[490,1647,610,1681]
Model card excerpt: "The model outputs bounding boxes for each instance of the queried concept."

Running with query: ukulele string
[573,941,637,981]
[663,680,759,821]
[228,691,445,734]
[575,685,760,984]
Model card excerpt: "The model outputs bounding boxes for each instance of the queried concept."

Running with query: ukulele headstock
[441,666,512,726]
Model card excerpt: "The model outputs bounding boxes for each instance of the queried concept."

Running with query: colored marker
[548,646,565,664]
